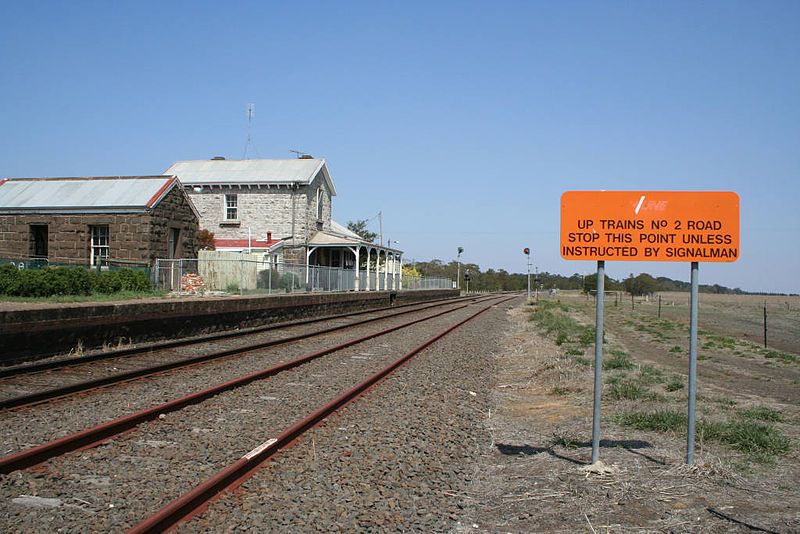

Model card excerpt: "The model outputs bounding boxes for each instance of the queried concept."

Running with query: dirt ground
[458,292,799,533]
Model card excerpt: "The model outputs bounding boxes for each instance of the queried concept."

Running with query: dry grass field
[461,292,799,532]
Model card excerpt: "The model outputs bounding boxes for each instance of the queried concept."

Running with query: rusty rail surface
[128,295,517,534]
[0,297,512,474]
[0,295,495,410]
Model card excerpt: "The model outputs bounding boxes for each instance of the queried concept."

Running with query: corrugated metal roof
[164,158,337,196]
[0,176,178,214]
[330,220,364,240]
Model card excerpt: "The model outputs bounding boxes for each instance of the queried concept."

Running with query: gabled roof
[0,176,185,215]
[164,158,337,196]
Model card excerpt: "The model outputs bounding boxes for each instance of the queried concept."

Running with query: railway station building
[165,157,403,290]
[0,176,199,268]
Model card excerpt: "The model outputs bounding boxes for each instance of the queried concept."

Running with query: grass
[0,290,168,303]
[761,349,799,365]
[613,409,686,432]
[606,380,650,401]
[614,409,791,461]
[669,345,683,353]
[698,420,790,457]
[639,364,665,385]
[665,378,684,392]
[737,405,784,422]
[704,334,737,350]
[529,301,594,349]
[603,350,635,370]
[552,434,581,449]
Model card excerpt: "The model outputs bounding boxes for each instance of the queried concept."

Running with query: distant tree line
[408,259,795,296]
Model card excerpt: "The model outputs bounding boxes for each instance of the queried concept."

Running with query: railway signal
[523,248,531,300]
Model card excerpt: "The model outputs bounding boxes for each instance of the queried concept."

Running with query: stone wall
[0,186,199,264]
[148,186,199,259]
[0,289,460,363]
[0,213,151,264]
[185,171,333,248]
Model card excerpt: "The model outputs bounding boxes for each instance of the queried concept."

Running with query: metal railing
[152,257,452,294]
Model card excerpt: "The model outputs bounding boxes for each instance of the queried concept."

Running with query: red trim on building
[214,238,282,249]
[146,177,177,208]
[0,179,8,187]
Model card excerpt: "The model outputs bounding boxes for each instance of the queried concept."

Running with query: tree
[625,273,658,296]
[346,220,377,243]
[583,273,620,293]
[197,229,216,250]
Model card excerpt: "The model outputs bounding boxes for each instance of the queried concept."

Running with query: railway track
[0,294,494,411]
[0,293,518,533]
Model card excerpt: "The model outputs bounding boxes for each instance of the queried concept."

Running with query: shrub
[0,266,149,297]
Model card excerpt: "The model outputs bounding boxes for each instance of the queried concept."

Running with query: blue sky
[1,1,798,293]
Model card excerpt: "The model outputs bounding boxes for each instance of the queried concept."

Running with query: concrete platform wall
[0,289,459,365]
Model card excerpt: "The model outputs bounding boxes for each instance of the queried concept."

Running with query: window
[316,188,324,221]
[168,228,180,259]
[90,225,110,267]
[225,194,238,220]
[30,225,48,258]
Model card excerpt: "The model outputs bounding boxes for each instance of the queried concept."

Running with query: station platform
[0,289,458,365]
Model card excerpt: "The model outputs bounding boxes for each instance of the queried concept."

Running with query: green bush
[0,264,22,294]
[0,266,150,297]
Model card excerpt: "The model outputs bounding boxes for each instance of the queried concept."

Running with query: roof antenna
[243,103,260,160]
[289,149,310,159]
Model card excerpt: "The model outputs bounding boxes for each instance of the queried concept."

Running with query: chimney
[298,154,314,159]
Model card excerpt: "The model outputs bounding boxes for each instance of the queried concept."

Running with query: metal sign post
[591,260,605,463]
[686,261,699,464]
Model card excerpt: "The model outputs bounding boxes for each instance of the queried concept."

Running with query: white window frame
[90,225,110,267]
[224,194,238,221]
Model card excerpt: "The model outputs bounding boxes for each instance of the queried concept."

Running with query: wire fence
[1,255,150,274]
[153,257,452,294]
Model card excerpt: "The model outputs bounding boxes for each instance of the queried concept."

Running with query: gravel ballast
[0,297,517,532]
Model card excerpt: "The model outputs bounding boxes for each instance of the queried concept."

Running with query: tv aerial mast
[243,103,260,159]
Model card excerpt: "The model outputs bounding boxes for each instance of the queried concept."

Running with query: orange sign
[560,191,740,262]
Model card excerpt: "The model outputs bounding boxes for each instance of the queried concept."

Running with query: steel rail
[0,294,479,378]
[128,295,518,534]
[0,296,496,411]
[0,297,509,474]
